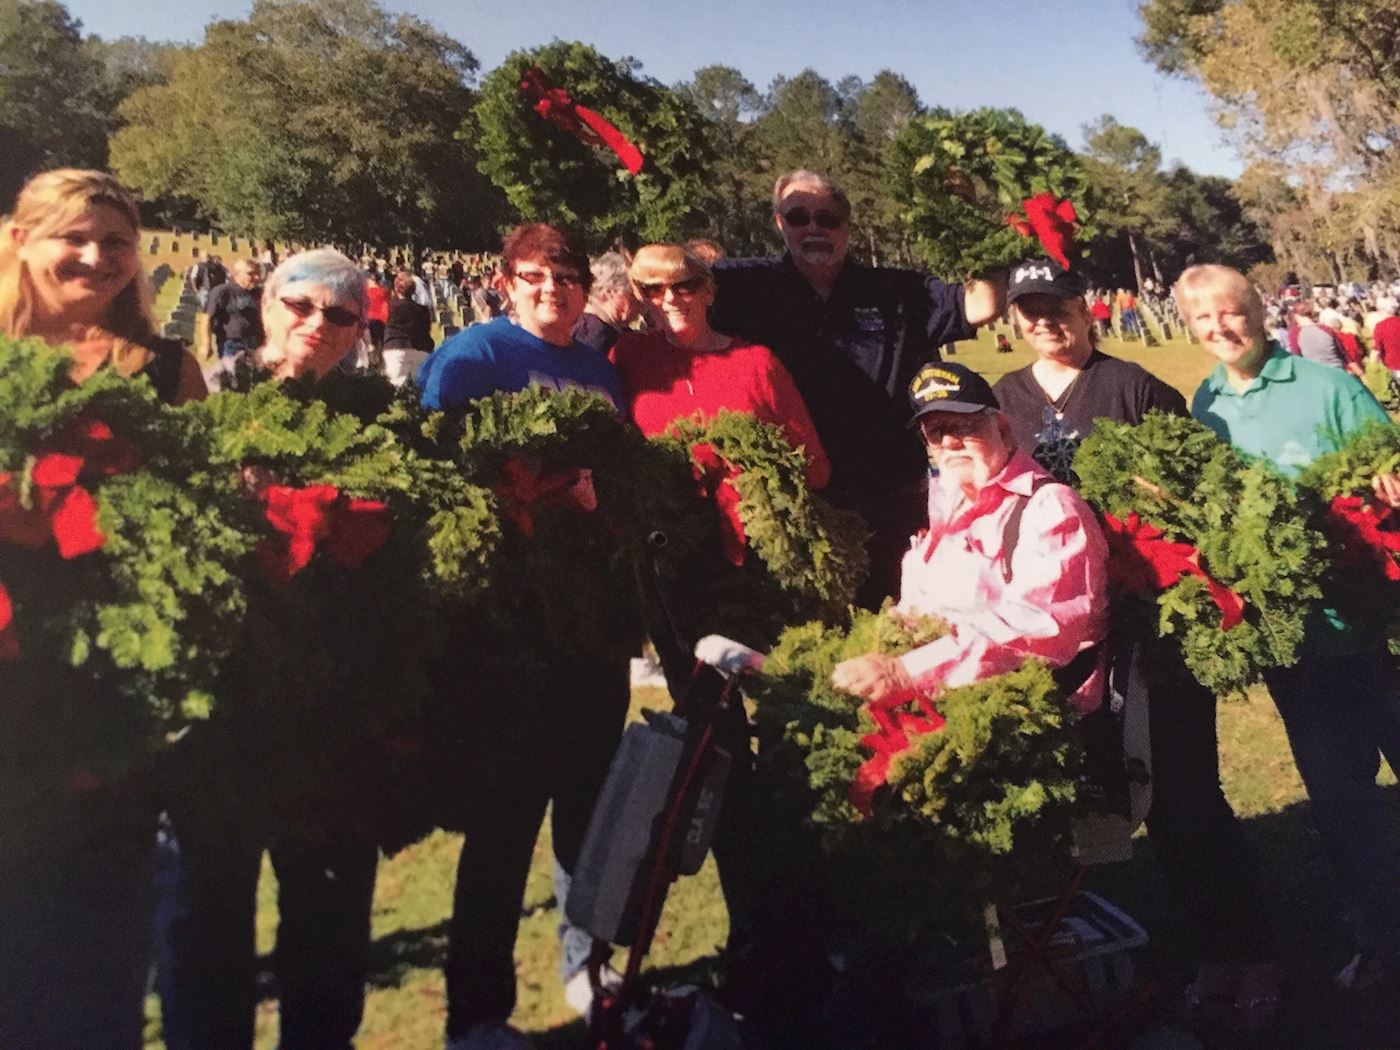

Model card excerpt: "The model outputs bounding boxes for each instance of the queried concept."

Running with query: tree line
[3,0,1281,287]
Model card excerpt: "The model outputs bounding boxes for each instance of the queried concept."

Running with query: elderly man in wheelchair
[832,361,1109,712]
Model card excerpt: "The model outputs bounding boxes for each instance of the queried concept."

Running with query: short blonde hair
[628,243,712,293]
[1173,264,1265,340]
[0,168,156,376]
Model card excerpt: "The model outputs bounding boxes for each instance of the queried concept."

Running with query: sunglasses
[919,412,990,442]
[513,268,583,289]
[639,276,706,301]
[782,207,846,230]
[280,297,360,328]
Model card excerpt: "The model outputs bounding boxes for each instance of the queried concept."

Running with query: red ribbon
[1102,512,1245,630]
[0,414,140,661]
[690,443,747,567]
[849,689,947,817]
[493,456,598,538]
[257,484,391,584]
[1008,193,1079,270]
[1326,495,1400,582]
[518,65,645,176]
[0,581,17,662]
[0,413,139,559]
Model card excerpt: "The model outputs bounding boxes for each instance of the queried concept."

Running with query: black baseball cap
[907,362,999,424]
[1007,258,1088,304]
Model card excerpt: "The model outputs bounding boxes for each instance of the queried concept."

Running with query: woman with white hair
[1180,263,1400,995]
[159,249,379,1050]
[573,250,640,355]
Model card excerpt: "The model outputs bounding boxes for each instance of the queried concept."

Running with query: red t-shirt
[1374,315,1400,370]
[1090,301,1111,321]
[366,284,390,324]
[611,330,831,489]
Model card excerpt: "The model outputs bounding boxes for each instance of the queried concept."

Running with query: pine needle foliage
[748,609,1081,929]
[1074,412,1327,694]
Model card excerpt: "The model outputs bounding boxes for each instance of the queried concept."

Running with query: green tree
[473,41,715,248]
[887,106,1087,277]
[111,0,503,248]
[1137,0,1400,274]
[676,64,771,254]
[1080,115,1172,290]
[0,0,110,199]
[847,71,923,265]
[752,69,851,179]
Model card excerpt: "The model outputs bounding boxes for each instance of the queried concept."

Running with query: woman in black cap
[994,258,1282,1032]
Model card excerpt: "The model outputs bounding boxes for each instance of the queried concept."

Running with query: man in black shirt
[712,169,1005,604]
[205,258,264,359]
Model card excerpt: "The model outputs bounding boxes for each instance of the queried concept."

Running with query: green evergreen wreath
[1295,420,1400,649]
[747,608,1080,930]
[0,338,250,797]
[1073,412,1326,695]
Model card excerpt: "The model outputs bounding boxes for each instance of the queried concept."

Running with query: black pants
[442,658,631,1036]
[1141,643,1272,963]
[154,808,378,1050]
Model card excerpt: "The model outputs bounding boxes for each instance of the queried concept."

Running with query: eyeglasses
[919,413,990,443]
[279,297,361,328]
[782,207,846,230]
[638,276,706,301]
[513,268,583,289]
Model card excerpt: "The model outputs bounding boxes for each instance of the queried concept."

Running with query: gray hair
[771,169,851,218]
[588,252,632,303]
[263,248,368,318]
[1379,296,1399,317]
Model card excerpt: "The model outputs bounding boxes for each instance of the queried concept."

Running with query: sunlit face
[232,261,261,291]
[261,282,365,379]
[11,203,140,326]
[1012,294,1094,362]
[775,180,850,278]
[920,409,1014,497]
[506,256,587,345]
[637,273,714,344]
[1184,290,1265,374]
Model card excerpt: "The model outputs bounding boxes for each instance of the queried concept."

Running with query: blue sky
[68,0,1241,177]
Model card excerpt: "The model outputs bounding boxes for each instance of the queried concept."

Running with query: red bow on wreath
[1102,512,1246,630]
[258,484,391,585]
[1008,193,1080,270]
[0,413,140,558]
[1326,495,1400,581]
[0,414,140,661]
[0,581,17,662]
[518,65,645,175]
[494,457,598,539]
[690,443,747,567]
[850,689,946,817]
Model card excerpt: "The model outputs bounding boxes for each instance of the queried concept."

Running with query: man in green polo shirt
[1178,263,1400,997]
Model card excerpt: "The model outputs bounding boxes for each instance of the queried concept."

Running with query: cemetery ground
[141,333,1400,1049]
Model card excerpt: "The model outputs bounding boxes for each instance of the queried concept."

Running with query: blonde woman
[0,170,202,1049]
[1,168,205,404]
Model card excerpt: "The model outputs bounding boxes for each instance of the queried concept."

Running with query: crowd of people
[1,163,1398,1050]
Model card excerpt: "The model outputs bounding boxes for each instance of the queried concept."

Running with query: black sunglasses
[782,207,846,230]
[639,276,706,300]
[280,297,361,328]
[513,268,583,288]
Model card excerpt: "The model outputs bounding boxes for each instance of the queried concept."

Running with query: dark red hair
[501,223,592,292]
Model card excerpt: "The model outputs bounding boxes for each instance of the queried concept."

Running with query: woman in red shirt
[612,243,830,488]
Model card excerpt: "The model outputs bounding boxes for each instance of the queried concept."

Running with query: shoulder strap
[998,475,1054,584]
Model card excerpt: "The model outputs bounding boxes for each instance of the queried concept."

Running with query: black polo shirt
[712,254,975,603]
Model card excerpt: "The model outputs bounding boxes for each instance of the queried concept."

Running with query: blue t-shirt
[417,316,623,411]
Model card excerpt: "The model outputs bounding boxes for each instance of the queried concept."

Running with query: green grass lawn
[144,332,1398,1049]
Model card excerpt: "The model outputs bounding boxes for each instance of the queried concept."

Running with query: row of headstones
[148,231,258,256]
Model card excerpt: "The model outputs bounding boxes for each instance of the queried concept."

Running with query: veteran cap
[907,362,999,425]
[1006,258,1088,304]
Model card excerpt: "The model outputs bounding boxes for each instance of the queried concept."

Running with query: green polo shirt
[1192,344,1393,655]
[1191,345,1390,477]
